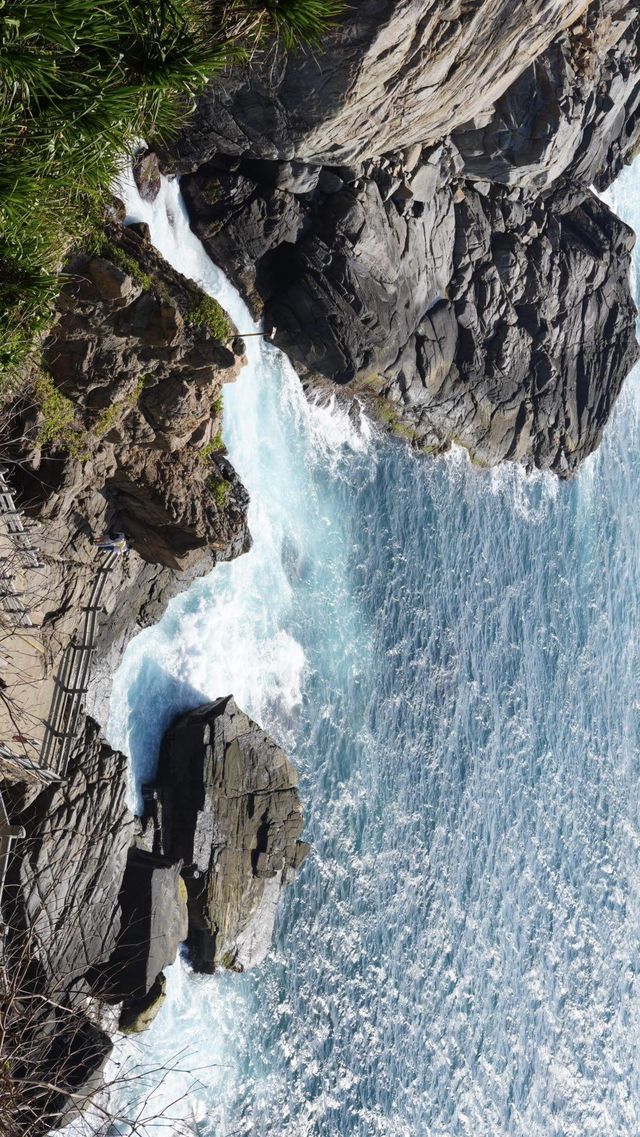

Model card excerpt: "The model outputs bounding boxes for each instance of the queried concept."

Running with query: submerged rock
[151,696,310,972]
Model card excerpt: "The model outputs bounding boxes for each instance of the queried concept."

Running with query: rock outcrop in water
[1,697,308,1131]
[147,696,309,973]
[164,0,640,475]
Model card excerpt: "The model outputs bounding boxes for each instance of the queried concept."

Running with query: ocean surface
[104,164,640,1137]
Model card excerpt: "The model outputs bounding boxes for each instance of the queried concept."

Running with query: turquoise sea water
[105,166,640,1137]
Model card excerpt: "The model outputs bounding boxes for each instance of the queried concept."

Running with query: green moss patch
[104,246,152,292]
[206,472,231,508]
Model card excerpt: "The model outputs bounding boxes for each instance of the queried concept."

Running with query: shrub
[0,0,232,388]
[103,246,153,292]
[206,472,231,508]
[247,0,344,48]
[33,372,87,457]
[198,432,224,464]
[185,295,231,341]
[93,403,123,437]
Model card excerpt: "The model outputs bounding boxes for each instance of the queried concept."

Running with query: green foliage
[198,431,224,463]
[104,245,152,291]
[93,373,150,434]
[33,371,87,456]
[185,294,231,341]
[0,0,231,386]
[391,421,415,442]
[205,472,231,508]
[93,402,123,437]
[0,0,342,387]
[374,397,399,427]
[246,0,344,49]
[131,372,154,398]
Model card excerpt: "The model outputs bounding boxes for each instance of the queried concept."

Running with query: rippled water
[105,166,640,1137]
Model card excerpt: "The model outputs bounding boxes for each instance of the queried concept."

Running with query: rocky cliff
[1,212,250,739]
[2,695,308,1132]
[0,208,307,1131]
[3,0,640,1129]
[163,0,640,475]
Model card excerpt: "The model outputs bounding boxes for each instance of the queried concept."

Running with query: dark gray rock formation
[180,147,639,475]
[1,716,131,1135]
[165,0,592,167]
[386,182,639,472]
[90,849,188,1005]
[151,696,309,972]
[452,0,640,192]
[1,693,308,1131]
[166,0,640,475]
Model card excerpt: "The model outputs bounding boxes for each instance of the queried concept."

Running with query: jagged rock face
[40,232,250,571]
[2,224,251,723]
[154,696,309,972]
[10,715,134,995]
[165,0,590,168]
[91,849,188,1004]
[452,0,640,192]
[180,151,458,381]
[181,151,639,474]
[2,692,309,1129]
[387,183,640,472]
[168,0,640,475]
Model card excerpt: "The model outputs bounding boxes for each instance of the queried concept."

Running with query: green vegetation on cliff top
[0,0,342,386]
[186,294,231,341]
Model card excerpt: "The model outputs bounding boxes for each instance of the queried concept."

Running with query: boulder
[132,149,162,203]
[119,973,168,1034]
[152,696,310,972]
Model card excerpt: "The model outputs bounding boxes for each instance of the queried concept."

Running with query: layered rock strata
[165,0,597,167]
[149,696,310,972]
[165,0,640,475]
